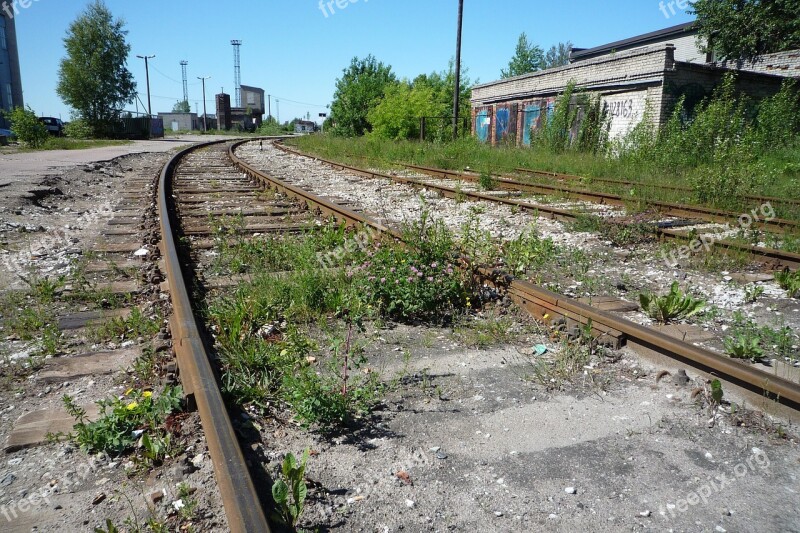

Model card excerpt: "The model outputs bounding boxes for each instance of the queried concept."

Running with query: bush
[4,106,49,148]
[64,118,93,139]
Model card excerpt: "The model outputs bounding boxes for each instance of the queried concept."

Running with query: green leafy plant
[711,379,724,405]
[724,333,764,362]
[639,282,705,324]
[272,449,310,528]
[500,230,557,275]
[478,169,496,190]
[2,106,49,148]
[743,284,765,303]
[775,268,800,298]
[64,386,182,454]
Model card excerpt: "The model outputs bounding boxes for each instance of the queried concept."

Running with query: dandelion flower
[126,402,139,411]
[142,391,153,399]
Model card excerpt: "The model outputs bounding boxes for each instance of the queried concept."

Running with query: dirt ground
[255,320,800,533]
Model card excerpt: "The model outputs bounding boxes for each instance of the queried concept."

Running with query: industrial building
[158,112,200,132]
[0,10,23,129]
[471,22,800,146]
[216,85,265,131]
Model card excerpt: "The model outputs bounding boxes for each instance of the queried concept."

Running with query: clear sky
[14,0,694,124]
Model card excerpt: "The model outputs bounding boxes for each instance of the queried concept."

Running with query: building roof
[571,21,696,61]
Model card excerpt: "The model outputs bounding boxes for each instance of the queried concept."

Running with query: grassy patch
[18,138,132,151]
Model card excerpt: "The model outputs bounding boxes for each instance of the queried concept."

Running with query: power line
[269,95,328,108]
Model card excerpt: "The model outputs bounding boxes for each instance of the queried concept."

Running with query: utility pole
[198,76,211,132]
[452,0,464,141]
[137,54,156,117]
[268,95,272,122]
[276,99,280,124]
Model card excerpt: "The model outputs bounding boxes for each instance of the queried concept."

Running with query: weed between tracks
[206,214,474,430]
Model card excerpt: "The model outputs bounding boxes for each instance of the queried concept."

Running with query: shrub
[64,118,93,139]
[4,106,49,148]
[353,243,466,321]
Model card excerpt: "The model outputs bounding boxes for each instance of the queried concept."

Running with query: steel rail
[274,143,800,270]
[232,139,800,411]
[159,140,270,533]
[515,167,800,210]
[402,163,800,233]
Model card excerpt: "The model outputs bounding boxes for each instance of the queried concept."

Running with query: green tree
[367,81,440,140]
[3,106,49,148]
[410,61,473,140]
[501,33,545,78]
[56,0,137,137]
[330,55,396,136]
[691,0,800,60]
[544,41,573,69]
[172,100,191,113]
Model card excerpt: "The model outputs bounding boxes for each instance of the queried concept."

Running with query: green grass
[18,138,132,151]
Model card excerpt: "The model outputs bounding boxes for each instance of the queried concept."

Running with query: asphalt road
[0,135,234,182]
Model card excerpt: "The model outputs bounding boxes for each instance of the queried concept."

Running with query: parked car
[38,117,64,136]
[0,128,13,137]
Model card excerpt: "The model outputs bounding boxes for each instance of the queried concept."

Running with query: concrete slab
[4,404,101,452]
[654,323,717,343]
[730,272,775,284]
[57,308,132,331]
[36,348,140,384]
[578,296,639,313]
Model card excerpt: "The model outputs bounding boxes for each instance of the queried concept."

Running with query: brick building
[471,22,800,146]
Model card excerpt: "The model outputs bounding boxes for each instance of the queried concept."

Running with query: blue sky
[14,0,693,123]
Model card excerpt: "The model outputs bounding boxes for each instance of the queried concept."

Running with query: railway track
[401,163,800,235]
[251,140,800,407]
[514,166,800,211]
[151,138,800,531]
[159,141,271,533]
[275,143,800,271]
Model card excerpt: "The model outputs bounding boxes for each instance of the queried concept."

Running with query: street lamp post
[198,76,211,132]
[136,54,156,117]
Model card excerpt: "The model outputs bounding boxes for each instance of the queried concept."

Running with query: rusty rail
[243,139,800,411]
[402,163,800,233]
[159,140,270,533]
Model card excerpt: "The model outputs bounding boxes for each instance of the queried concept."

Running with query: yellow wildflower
[124,388,134,396]
[126,402,139,411]
[142,391,153,399]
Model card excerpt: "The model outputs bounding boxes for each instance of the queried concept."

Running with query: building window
[5,83,12,110]
[0,27,6,50]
